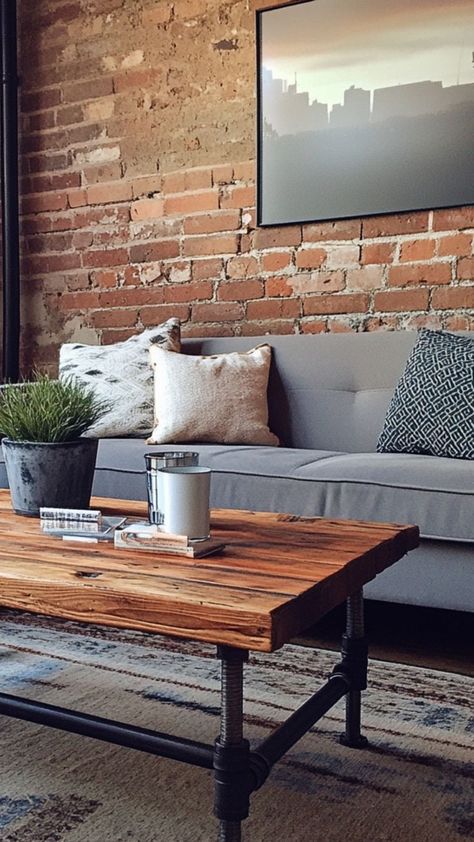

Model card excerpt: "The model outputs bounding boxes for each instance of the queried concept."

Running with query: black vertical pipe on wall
[0,0,20,382]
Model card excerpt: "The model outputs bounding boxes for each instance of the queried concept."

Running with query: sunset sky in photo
[260,0,474,108]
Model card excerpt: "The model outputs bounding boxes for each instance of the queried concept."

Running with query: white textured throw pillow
[59,319,181,437]
[148,344,279,446]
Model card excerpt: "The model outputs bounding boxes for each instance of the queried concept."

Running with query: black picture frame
[256,0,474,227]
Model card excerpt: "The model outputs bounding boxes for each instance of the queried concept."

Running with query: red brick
[432,207,474,231]
[114,68,163,93]
[240,320,295,336]
[192,302,243,322]
[101,329,137,344]
[362,212,429,238]
[26,232,74,253]
[184,210,240,235]
[62,77,114,104]
[432,287,474,310]
[233,161,255,181]
[161,171,186,194]
[68,188,88,208]
[164,190,219,216]
[457,257,474,280]
[163,281,213,303]
[130,241,180,262]
[364,316,399,331]
[22,216,52,234]
[253,226,302,249]
[292,271,345,295]
[444,314,473,331]
[226,255,259,279]
[132,174,162,198]
[82,163,123,185]
[264,276,293,297]
[303,293,369,316]
[220,185,256,210]
[140,304,190,325]
[295,248,326,270]
[99,287,165,308]
[28,110,55,131]
[130,218,181,241]
[28,152,70,173]
[437,233,472,257]
[261,251,292,272]
[23,252,82,275]
[87,182,132,205]
[93,225,129,247]
[388,263,452,287]
[192,258,224,280]
[328,318,358,333]
[403,314,443,331]
[60,290,101,310]
[182,323,236,338]
[92,308,138,328]
[246,298,300,320]
[130,198,165,221]
[183,235,238,257]
[82,248,129,268]
[22,88,61,112]
[325,244,360,268]
[303,219,361,241]
[218,280,264,301]
[71,230,94,249]
[30,172,81,193]
[345,266,384,290]
[361,243,395,264]
[56,104,83,127]
[123,265,141,286]
[301,320,327,334]
[22,192,68,214]
[374,289,430,312]
[66,207,130,233]
[90,269,118,288]
[399,239,436,262]
[184,168,212,191]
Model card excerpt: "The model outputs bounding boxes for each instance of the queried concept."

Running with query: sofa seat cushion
[92,440,473,544]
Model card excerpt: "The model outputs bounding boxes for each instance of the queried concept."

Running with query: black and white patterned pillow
[59,318,181,437]
[377,329,474,460]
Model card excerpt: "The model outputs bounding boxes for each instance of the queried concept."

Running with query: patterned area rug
[0,610,472,842]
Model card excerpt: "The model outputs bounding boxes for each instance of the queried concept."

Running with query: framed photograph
[257,0,474,226]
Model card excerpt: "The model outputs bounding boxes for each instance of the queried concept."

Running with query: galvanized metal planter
[2,437,98,516]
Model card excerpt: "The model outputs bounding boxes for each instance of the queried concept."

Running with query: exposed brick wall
[18,0,473,371]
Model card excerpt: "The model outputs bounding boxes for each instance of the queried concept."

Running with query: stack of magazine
[40,507,126,543]
[39,508,224,558]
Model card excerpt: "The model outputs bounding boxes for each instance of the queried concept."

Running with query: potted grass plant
[0,375,108,516]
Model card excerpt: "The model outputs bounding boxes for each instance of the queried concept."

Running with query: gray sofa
[1,331,471,612]
[91,331,473,614]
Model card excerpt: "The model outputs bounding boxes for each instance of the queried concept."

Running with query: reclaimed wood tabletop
[0,491,419,652]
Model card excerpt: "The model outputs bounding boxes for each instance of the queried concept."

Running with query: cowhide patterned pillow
[59,318,181,437]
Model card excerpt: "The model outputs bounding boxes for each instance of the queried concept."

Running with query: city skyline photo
[257,0,474,225]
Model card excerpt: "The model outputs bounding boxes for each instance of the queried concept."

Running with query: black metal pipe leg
[339,590,369,748]
[214,646,250,842]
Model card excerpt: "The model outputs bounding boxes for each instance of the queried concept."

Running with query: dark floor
[300,600,474,677]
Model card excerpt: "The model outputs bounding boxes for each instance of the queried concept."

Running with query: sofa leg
[214,646,250,842]
[339,589,369,749]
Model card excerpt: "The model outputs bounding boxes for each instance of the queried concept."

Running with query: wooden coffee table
[0,491,419,841]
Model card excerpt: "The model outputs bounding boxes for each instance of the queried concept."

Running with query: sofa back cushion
[182,332,422,452]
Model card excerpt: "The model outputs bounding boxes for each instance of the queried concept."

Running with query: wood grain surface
[0,491,419,651]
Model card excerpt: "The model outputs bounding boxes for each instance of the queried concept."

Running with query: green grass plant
[0,375,108,442]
